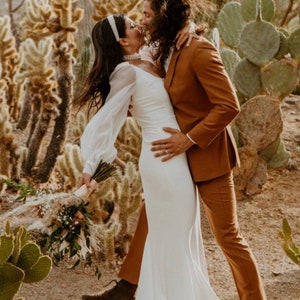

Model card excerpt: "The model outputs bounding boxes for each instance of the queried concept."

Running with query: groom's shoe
[81,279,137,300]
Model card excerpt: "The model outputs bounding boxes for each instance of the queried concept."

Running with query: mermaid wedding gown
[80,59,219,300]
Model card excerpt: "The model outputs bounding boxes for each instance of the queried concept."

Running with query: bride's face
[124,18,146,53]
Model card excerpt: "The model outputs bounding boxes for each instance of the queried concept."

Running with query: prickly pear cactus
[233,58,261,99]
[288,27,300,60]
[216,0,299,197]
[239,20,280,67]
[261,58,299,100]
[0,222,52,300]
[241,0,275,22]
[216,2,245,49]
[234,95,283,151]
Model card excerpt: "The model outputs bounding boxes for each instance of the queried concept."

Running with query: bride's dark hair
[76,14,126,115]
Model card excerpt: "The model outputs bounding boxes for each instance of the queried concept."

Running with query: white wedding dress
[81,57,219,300]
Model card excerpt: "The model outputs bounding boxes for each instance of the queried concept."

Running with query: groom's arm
[151,127,194,162]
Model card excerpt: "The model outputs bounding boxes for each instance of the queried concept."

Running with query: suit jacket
[165,36,240,182]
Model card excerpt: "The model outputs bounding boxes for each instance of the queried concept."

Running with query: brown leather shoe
[81,279,137,300]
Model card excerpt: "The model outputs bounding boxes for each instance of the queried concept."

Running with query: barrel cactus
[0,222,52,300]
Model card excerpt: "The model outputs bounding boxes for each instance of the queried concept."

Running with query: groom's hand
[151,127,193,162]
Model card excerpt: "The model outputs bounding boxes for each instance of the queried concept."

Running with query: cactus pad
[234,95,282,151]
[288,27,300,60]
[241,0,275,22]
[23,256,52,283]
[275,31,290,59]
[220,48,241,80]
[0,263,24,300]
[239,20,280,66]
[261,59,298,99]
[0,236,14,265]
[16,243,41,271]
[217,2,246,48]
[233,58,261,98]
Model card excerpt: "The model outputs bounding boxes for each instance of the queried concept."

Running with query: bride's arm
[175,20,196,49]
[80,63,136,176]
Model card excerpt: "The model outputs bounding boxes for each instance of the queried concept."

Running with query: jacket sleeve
[187,39,240,149]
[80,63,136,175]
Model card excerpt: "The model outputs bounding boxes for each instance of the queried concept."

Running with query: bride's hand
[175,21,197,50]
[78,173,92,189]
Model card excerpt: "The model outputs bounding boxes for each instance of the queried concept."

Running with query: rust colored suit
[118,37,266,300]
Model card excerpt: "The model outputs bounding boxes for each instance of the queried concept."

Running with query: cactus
[220,48,241,81]
[35,0,84,182]
[288,26,300,60]
[0,17,25,182]
[234,95,283,151]
[278,218,300,266]
[241,0,275,22]
[239,20,280,67]
[261,58,298,100]
[275,30,290,60]
[215,0,299,196]
[0,222,52,300]
[233,95,284,195]
[233,58,262,99]
[0,16,22,120]
[16,37,61,176]
[57,143,84,191]
[15,0,84,182]
[115,117,142,163]
[216,2,245,49]
[90,0,142,22]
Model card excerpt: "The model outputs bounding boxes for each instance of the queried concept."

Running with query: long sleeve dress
[80,61,219,300]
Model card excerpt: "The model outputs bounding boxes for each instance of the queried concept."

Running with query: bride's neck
[123,53,141,61]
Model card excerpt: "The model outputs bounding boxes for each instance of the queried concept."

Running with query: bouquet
[74,160,117,199]
[39,160,117,276]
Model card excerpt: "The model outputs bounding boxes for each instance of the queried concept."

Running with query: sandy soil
[9,96,300,299]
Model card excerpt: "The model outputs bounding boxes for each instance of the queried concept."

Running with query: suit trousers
[118,171,266,300]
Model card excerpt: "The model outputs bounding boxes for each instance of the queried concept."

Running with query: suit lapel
[164,48,182,91]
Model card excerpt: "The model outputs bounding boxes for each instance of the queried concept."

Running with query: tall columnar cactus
[0,222,52,300]
[90,0,142,22]
[88,162,143,266]
[57,143,83,191]
[36,0,84,182]
[216,0,299,197]
[17,0,84,182]
[16,38,61,176]
[0,16,22,120]
[115,117,142,163]
[0,71,24,182]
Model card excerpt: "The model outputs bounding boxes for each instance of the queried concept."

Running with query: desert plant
[278,218,300,266]
[90,0,142,22]
[216,0,299,197]
[0,178,37,203]
[0,222,52,300]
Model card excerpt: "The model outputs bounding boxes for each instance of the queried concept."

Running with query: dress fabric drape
[80,61,219,300]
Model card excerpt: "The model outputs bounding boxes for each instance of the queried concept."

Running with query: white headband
[107,15,120,41]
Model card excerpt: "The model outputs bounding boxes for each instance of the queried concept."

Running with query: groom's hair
[149,0,191,67]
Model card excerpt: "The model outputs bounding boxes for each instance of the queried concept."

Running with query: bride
[77,14,219,300]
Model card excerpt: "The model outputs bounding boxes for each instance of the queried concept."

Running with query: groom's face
[141,0,155,35]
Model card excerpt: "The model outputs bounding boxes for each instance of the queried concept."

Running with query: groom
[82,0,267,299]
